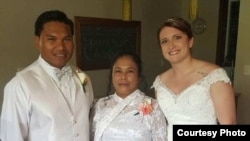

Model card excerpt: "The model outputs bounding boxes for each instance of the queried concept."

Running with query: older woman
[91,51,167,141]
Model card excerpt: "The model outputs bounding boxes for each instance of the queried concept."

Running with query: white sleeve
[151,100,168,141]
[1,75,30,141]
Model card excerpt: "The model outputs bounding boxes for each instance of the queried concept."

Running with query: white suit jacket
[0,58,94,141]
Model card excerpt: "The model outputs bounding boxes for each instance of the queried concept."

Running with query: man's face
[35,21,74,69]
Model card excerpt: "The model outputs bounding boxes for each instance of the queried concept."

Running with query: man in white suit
[0,10,94,141]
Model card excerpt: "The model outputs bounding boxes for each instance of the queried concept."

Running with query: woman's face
[159,26,193,64]
[112,56,139,98]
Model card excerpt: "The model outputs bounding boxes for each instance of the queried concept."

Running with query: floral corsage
[76,68,88,93]
[137,98,153,115]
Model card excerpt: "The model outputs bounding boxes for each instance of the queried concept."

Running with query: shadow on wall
[223,66,234,84]
[236,94,250,124]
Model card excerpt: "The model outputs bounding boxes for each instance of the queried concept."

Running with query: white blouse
[91,89,167,141]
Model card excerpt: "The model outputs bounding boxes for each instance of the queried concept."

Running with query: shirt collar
[38,55,72,82]
[114,89,140,102]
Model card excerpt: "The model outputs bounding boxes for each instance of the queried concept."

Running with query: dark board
[75,16,141,70]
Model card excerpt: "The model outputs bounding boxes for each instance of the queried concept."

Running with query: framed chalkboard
[74,16,141,70]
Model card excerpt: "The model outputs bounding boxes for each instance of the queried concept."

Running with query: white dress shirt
[0,56,94,141]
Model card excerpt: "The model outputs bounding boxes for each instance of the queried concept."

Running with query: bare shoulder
[196,59,219,73]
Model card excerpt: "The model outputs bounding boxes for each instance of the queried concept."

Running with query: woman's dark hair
[105,51,146,96]
[157,17,193,43]
[35,10,74,37]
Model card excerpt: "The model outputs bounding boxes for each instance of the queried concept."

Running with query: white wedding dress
[152,68,231,141]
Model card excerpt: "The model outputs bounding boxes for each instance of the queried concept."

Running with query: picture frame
[74,16,141,70]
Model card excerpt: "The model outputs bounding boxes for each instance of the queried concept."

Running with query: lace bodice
[91,90,167,141]
[152,68,231,141]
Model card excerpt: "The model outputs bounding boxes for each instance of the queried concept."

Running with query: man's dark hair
[35,10,74,37]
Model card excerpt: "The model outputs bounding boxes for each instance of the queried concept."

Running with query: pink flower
[138,98,153,115]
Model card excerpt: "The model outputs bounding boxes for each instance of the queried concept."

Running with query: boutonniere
[137,98,153,115]
[76,69,88,93]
